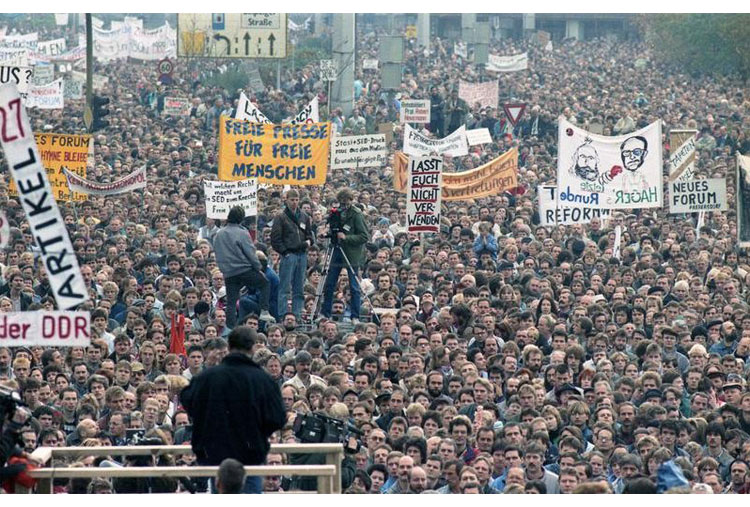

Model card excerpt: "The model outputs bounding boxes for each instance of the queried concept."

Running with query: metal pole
[276,60,281,91]
[85,14,93,133]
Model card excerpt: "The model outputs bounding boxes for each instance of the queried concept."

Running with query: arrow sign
[268,33,275,56]
[503,103,527,126]
[213,34,231,56]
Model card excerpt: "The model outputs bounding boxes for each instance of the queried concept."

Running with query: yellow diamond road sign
[177,13,287,59]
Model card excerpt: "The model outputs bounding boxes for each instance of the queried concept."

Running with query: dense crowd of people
[2,14,750,494]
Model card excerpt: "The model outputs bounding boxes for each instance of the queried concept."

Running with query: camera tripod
[309,238,374,324]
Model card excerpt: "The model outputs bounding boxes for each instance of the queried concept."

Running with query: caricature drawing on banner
[557,117,662,210]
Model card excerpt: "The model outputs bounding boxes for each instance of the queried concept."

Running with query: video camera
[293,412,362,452]
[0,384,26,422]
[326,207,345,243]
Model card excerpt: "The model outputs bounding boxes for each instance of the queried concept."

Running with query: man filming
[180,326,286,493]
[213,206,276,328]
[271,189,313,321]
[321,189,369,323]
[1,385,32,486]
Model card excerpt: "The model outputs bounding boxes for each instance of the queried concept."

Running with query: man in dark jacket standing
[321,188,369,322]
[271,189,313,321]
[213,206,275,328]
[180,326,286,494]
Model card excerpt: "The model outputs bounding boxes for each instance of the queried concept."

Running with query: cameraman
[321,188,369,322]
[1,385,31,484]
[290,403,356,491]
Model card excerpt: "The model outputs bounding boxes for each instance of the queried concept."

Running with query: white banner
[163,96,191,116]
[236,92,319,125]
[538,186,610,226]
[466,128,492,146]
[204,179,258,219]
[63,165,147,196]
[557,117,663,210]
[363,59,378,70]
[94,22,175,62]
[404,124,468,158]
[0,47,32,66]
[0,66,33,97]
[27,78,64,109]
[458,81,499,109]
[286,96,319,125]
[331,134,387,169]
[0,32,38,51]
[400,100,431,124]
[487,53,528,72]
[669,178,727,214]
[0,311,91,347]
[38,38,66,57]
[0,84,89,309]
[407,156,443,233]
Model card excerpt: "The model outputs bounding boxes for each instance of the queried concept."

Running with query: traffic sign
[177,13,287,59]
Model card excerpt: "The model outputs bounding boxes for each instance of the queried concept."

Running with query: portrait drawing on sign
[620,135,650,192]
[570,139,600,182]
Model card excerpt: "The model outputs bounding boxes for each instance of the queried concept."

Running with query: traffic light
[92,95,110,131]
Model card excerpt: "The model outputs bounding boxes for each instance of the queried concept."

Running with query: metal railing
[25,443,344,494]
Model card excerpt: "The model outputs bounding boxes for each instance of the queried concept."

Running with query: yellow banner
[9,133,91,202]
[394,148,518,201]
[218,116,330,186]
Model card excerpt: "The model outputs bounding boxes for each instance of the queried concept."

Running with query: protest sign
[248,65,265,93]
[669,129,698,182]
[9,132,91,202]
[320,59,338,81]
[163,96,191,116]
[394,148,518,201]
[0,84,89,309]
[403,124,468,158]
[218,116,330,186]
[0,311,90,346]
[669,178,727,214]
[537,185,610,226]
[400,100,430,124]
[64,73,84,100]
[0,47,31,66]
[287,96,319,125]
[204,179,258,219]
[331,133,387,169]
[63,165,146,196]
[38,38,66,57]
[27,78,64,109]
[458,81,499,110]
[738,155,750,247]
[1,32,38,51]
[236,91,271,123]
[487,52,528,72]
[0,211,8,249]
[613,226,622,259]
[31,63,54,85]
[363,59,378,70]
[378,123,394,144]
[454,41,468,59]
[466,128,492,146]
[557,117,662,210]
[0,66,33,97]
[407,156,442,233]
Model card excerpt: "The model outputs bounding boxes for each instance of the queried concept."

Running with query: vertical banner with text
[407,155,442,233]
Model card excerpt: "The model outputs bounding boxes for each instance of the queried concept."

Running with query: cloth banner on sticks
[556,117,663,210]
[394,148,518,201]
[668,129,698,182]
[399,100,430,124]
[330,133,387,169]
[236,92,319,125]
[0,311,91,346]
[537,186,610,226]
[9,132,91,202]
[403,124,468,158]
[204,179,258,219]
[62,165,147,196]
[0,84,89,309]
[458,81,499,109]
[407,155,442,233]
[736,154,750,247]
[218,116,330,186]
[26,78,64,109]
[486,53,528,72]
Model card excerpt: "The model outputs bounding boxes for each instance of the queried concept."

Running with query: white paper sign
[407,156,442,233]
[320,59,338,81]
[27,78,64,109]
[31,63,54,85]
[487,52,528,72]
[458,81,499,109]
[164,96,191,116]
[0,84,89,309]
[669,178,727,214]
[204,179,258,219]
[400,100,431,124]
[331,134,387,169]
[0,311,91,346]
[556,117,663,210]
[538,186,611,226]
[404,124,468,158]
[363,59,378,70]
[466,128,492,146]
[0,66,33,96]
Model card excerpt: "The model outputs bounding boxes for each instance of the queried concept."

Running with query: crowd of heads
[2,14,750,494]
